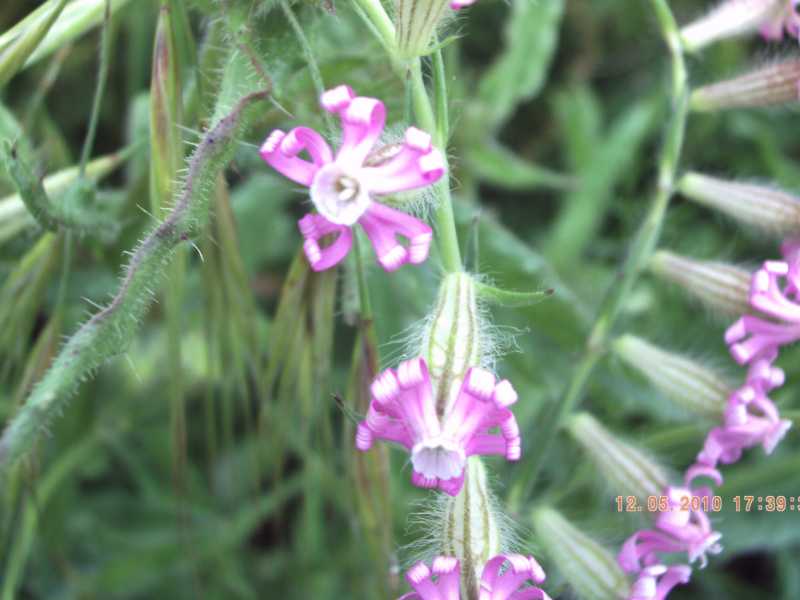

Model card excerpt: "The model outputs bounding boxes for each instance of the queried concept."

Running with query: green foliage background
[0,0,799,598]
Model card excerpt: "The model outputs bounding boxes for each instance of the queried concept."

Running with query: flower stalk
[517,0,689,500]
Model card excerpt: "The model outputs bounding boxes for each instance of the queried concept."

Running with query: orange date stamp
[615,495,800,512]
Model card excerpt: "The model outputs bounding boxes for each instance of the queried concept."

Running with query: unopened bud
[691,59,800,111]
[532,506,630,600]
[440,458,502,599]
[567,413,669,501]
[614,335,731,418]
[422,272,483,416]
[650,250,751,317]
[680,0,783,52]
[679,172,800,236]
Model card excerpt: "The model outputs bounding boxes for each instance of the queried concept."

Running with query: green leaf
[477,0,564,129]
[0,0,68,89]
[545,93,658,265]
[466,141,572,191]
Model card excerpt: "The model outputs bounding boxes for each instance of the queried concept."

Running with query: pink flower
[628,565,691,600]
[260,85,445,272]
[398,554,551,600]
[355,358,521,496]
[727,240,800,364]
[450,0,477,8]
[619,468,723,573]
[697,351,791,467]
[760,0,800,40]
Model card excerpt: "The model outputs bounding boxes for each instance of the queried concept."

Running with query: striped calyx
[650,250,751,318]
[614,335,731,418]
[440,458,502,600]
[395,0,452,59]
[567,413,670,501]
[423,271,483,417]
[532,506,630,600]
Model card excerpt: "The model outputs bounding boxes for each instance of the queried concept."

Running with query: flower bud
[680,0,783,52]
[650,250,751,318]
[532,506,630,600]
[567,413,669,501]
[422,272,483,416]
[395,0,453,59]
[440,458,503,598]
[679,172,800,236]
[691,59,800,111]
[613,335,731,418]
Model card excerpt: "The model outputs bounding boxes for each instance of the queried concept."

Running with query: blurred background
[0,0,799,598]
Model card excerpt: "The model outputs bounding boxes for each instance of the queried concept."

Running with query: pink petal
[359,201,432,271]
[438,472,466,496]
[362,127,446,195]
[321,85,386,168]
[260,128,331,186]
[630,564,691,600]
[479,554,548,600]
[450,0,476,8]
[297,213,353,271]
[400,558,461,600]
[443,368,521,462]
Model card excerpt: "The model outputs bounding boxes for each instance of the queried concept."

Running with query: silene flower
[355,357,521,496]
[619,467,724,573]
[399,554,551,600]
[260,85,445,272]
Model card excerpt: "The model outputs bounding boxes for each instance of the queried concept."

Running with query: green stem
[79,0,111,176]
[0,91,269,477]
[353,0,462,272]
[517,0,689,501]
[281,0,334,137]
[408,58,462,273]
[353,231,374,322]
[351,0,396,52]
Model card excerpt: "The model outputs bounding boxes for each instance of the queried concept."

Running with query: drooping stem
[517,0,689,500]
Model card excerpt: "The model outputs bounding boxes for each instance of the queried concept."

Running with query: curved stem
[517,0,689,501]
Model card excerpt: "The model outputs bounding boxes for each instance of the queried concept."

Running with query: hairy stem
[0,91,269,477]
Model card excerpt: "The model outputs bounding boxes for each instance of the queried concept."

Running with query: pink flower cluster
[261,85,541,599]
[399,554,550,600]
[261,85,444,272]
[618,467,723,600]
[695,240,795,470]
[619,241,797,599]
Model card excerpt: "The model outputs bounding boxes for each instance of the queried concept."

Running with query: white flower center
[411,439,466,481]
[310,162,371,226]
